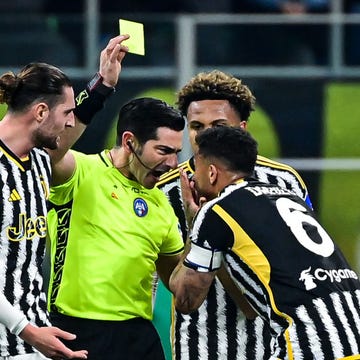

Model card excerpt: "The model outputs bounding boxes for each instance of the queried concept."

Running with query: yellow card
[119,19,145,56]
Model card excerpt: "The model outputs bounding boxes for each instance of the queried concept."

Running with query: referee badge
[133,198,148,217]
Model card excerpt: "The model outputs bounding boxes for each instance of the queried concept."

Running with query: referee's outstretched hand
[99,34,129,88]
[20,323,88,359]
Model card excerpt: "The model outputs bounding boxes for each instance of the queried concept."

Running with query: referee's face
[128,127,183,189]
[187,99,247,154]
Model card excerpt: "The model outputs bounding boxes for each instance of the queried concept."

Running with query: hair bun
[0,71,17,105]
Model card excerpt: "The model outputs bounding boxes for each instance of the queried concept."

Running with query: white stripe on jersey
[295,305,323,360]
[198,298,209,360]
[225,253,269,318]
[314,297,343,358]
[344,291,360,335]
[1,159,29,355]
[330,292,359,354]
[215,279,228,357]
[0,162,11,292]
[287,322,304,360]
[253,316,266,359]
[236,313,248,359]
[160,181,178,201]
[179,313,191,360]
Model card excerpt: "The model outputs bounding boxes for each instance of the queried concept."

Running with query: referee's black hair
[116,97,185,146]
[195,126,258,174]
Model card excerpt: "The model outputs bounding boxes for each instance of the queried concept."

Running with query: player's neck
[223,170,246,186]
[0,118,33,158]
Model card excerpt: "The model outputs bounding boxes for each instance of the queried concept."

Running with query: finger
[66,350,88,359]
[180,170,192,186]
[51,328,76,341]
[189,179,195,190]
[109,44,128,63]
[180,169,190,189]
[199,197,207,207]
[108,34,130,45]
[102,38,127,60]
[58,345,88,359]
[117,50,127,63]
[107,34,130,51]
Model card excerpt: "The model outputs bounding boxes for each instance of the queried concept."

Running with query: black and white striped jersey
[188,179,360,359]
[157,155,312,360]
[254,155,312,208]
[0,140,51,356]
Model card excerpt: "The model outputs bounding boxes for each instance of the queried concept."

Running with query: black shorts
[50,312,165,360]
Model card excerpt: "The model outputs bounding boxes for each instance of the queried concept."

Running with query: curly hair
[176,70,256,121]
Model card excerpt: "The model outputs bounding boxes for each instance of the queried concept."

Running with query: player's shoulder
[33,147,49,157]
[256,155,304,178]
[31,147,51,167]
[256,155,294,171]
[157,158,194,187]
[71,149,109,166]
[255,155,313,207]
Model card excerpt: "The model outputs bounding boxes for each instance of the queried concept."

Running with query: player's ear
[33,103,49,123]
[209,164,218,185]
[239,120,247,130]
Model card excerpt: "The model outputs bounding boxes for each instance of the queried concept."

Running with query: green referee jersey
[47,150,183,321]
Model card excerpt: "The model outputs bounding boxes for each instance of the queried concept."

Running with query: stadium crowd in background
[2,0,350,68]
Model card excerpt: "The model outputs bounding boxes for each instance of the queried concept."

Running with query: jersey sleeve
[158,201,184,256]
[184,205,233,272]
[49,150,89,205]
[254,155,314,210]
